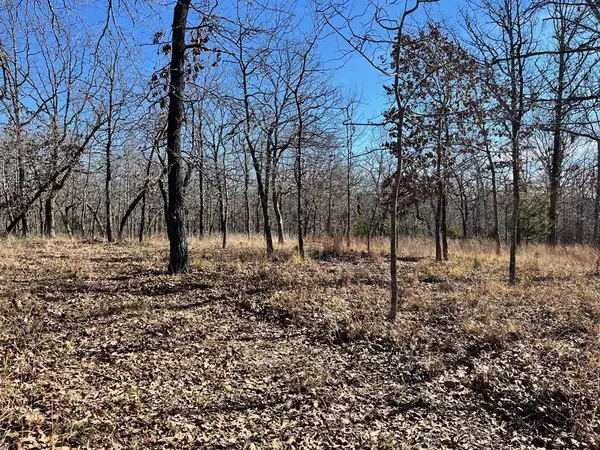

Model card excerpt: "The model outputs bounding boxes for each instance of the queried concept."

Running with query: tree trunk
[220,164,228,249]
[509,124,520,285]
[327,157,333,235]
[548,18,568,247]
[86,202,104,237]
[272,189,284,245]
[346,124,352,247]
[255,165,274,254]
[441,123,449,261]
[44,190,56,238]
[594,140,600,247]
[435,194,442,262]
[441,191,448,260]
[254,196,261,235]
[243,150,250,237]
[389,152,401,321]
[198,159,205,238]
[486,143,501,255]
[105,121,113,243]
[165,0,190,274]
[18,153,28,237]
[119,189,146,240]
[139,190,147,242]
[295,95,305,260]
[435,120,443,262]
[195,107,205,238]
[219,195,227,249]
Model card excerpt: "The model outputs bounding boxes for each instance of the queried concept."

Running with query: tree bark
[327,157,333,235]
[548,38,566,247]
[272,188,284,245]
[441,123,449,261]
[346,118,352,247]
[17,153,28,237]
[243,150,250,237]
[441,190,448,260]
[594,140,600,247]
[139,190,147,242]
[165,0,190,274]
[435,119,443,262]
[44,190,56,238]
[509,122,520,285]
[486,141,501,255]
[295,94,305,260]
[105,116,114,243]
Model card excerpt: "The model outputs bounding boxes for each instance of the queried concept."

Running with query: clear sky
[322,0,460,119]
[79,0,463,148]
[314,0,463,146]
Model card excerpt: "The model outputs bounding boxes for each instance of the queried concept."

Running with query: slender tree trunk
[295,97,305,260]
[241,36,273,254]
[44,140,60,238]
[244,150,250,237]
[389,152,401,321]
[17,153,28,237]
[435,120,443,262]
[387,16,411,321]
[165,0,190,274]
[435,194,442,262]
[548,19,568,247]
[220,156,228,249]
[486,143,501,255]
[119,189,147,240]
[139,191,147,242]
[219,196,227,249]
[303,205,310,238]
[327,157,333,235]
[86,202,104,237]
[441,191,448,260]
[38,198,44,235]
[245,137,274,254]
[548,52,565,247]
[272,189,284,245]
[81,149,92,237]
[198,157,204,238]
[44,190,56,238]
[256,173,274,254]
[62,204,74,237]
[346,122,352,247]
[460,193,468,238]
[105,121,113,243]
[594,140,600,246]
[441,123,449,261]
[504,180,510,243]
[509,124,520,285]
[195,107,205,238]
[255,197,261,235]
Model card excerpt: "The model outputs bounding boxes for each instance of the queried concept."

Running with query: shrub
[447,224,463,240]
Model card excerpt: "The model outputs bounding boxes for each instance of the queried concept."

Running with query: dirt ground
[1,236,599,449]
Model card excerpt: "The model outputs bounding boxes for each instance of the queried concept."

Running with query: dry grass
[0,234,599,448]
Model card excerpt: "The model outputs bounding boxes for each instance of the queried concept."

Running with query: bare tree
[321,0,445,321]
[466,0,537,284]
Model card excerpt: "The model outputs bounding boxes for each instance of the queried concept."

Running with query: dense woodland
[2,0,600,314]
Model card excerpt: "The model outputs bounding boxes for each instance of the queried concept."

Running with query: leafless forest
[2,0,600,448]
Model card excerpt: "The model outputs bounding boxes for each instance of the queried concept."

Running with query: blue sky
[314,0,463,144]
[80,0,463,148]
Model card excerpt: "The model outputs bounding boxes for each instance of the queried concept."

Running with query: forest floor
[0,235,600,449]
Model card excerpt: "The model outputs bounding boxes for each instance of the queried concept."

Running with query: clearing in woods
[1,236,599,449]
